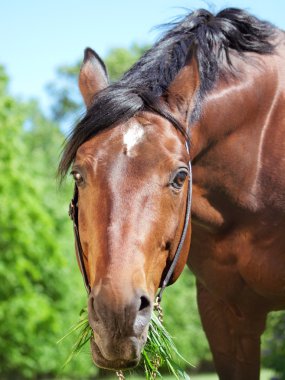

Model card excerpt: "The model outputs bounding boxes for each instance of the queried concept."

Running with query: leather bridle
[68,138,192,302]
[69,185,91,294]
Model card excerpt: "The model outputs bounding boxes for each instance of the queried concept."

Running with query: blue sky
[1,0,285,111]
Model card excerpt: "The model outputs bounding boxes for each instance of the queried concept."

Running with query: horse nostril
[139,295,150,312]
[88,295,100,324]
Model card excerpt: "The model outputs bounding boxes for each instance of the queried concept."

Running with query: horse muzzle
[87,288,152,370]
[90,334,143,370]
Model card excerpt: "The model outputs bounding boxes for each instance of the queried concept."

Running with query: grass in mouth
[58,308,191,379]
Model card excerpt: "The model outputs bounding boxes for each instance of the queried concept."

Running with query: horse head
[63,47,198,370]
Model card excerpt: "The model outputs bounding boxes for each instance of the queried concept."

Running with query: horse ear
[164,49,199,123]
[79,47,109,108]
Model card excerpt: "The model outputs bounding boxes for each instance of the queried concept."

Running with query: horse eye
[70,170,84,186]
[170,169,188,190]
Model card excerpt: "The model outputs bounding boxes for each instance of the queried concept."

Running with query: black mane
[59,8,276,178]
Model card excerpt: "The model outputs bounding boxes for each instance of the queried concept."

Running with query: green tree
[262,311,285,379]
[105,43,149,81]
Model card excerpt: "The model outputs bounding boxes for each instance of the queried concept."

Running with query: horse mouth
[90,336,141,370]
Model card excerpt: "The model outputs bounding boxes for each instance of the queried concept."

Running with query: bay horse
[59,8,285,380]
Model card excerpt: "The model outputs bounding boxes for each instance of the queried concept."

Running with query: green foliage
[262,311,285,379]
[105,43,150,81]
[47,63,82,122]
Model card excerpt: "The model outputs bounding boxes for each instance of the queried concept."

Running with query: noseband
[68,128,192,302]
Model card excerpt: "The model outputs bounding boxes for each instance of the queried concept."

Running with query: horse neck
[190,51,283,213]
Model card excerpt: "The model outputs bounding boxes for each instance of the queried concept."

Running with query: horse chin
[90,335,145,370]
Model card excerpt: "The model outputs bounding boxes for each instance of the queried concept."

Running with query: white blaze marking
[123,122,144,155]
